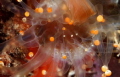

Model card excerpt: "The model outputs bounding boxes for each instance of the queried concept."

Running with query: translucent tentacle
[11,46,50,77]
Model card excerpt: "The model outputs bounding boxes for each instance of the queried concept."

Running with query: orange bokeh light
[93,40,100,46]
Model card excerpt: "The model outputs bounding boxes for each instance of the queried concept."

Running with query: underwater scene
[0,0,120,77]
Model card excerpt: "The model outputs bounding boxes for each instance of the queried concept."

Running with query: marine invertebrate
[0,0,119,77]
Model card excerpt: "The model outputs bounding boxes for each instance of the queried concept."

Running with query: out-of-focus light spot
[93,40,100,46]
[105,70,112,76]
[88,70,92,73]
[90,30,99,35]
[68,70,75,77]
[22,17,27,22]
[0,61,4,66]
[24,11,30,17]
[91,44,94,47]
[62,55,67,59]
[69,20,74,25]
[71,35,73,37]
[97,15,105,22]
[19,30,24,35]
[47,7,53,13]
[28,52,34,57]
[76,33,78,36]
[117,53,120,57]
[65,17,71,23]
[63,35,66,37]
[17,0,22,2]
[35,7,44,13]
[42,70,47,75]
[62,27,66,30]
[101,65,108,72]
[85,48,88,51]
[113,43,118,48]
[49,37,55,42]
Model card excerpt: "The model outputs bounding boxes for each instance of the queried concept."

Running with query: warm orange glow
[105,70,112,76]
[35,7,44,13]
[102,19,105,22]
[90,30,94,34]
[102,73,106,77]
[28,52,34,57]
[101,65,108,72]
[97,15,105,22]
[113,43,118,48]
[90,30,99,35]
[49,37,55,42]
[93,40,100,46]
[0,61,4,66]
[62,55,67,59]
[62,27,66,30]
[47,7,53,13]
[42,70,47,75]
[19,30,24,35]
[65,17,71,23]
[24,11,30,17]
[69,20,74,25]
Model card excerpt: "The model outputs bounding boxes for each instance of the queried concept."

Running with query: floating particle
[101,65,108,72]
[24,11,30,17]
[69,20,74,25]
[22,17,27,22]
[63,35,66,37]
[90,30,99,35]
[47,7,52,13]
[62,55,67,59]
[117,53,120,57]
[105,70,112,76]
[97,15,105,22]
[93,40,100,46]
[42,70,47,75]
[35,7,44,13]
[62,27,66,30]
[71,35,73,37]
[65,17,71,23]
[49,37,55,42]
[28,52,34,57]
